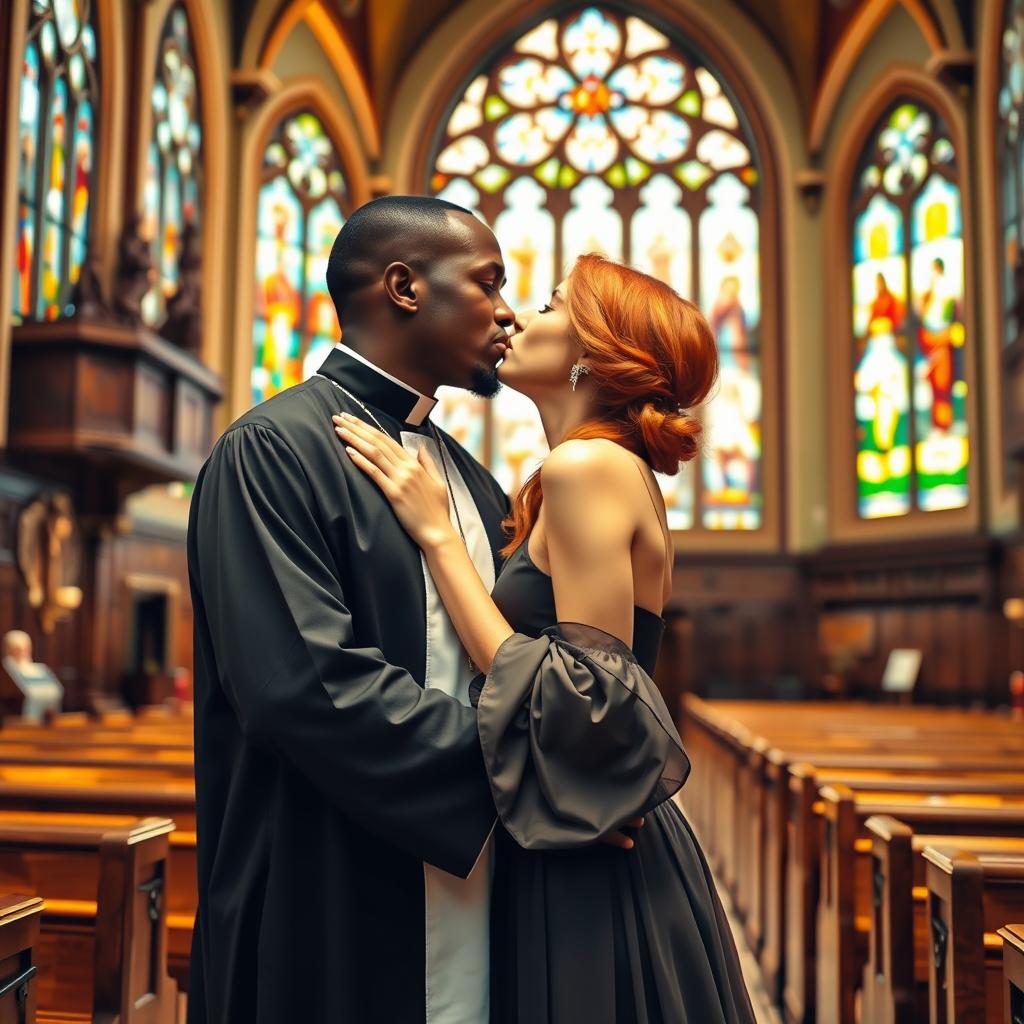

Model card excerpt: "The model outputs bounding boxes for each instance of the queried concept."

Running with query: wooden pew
[924,845,1024,1024]
[998,924,1024,1024]
[759,755,1024,1004]
[0,740,192,764]
[0,746,193,776]
[864,819,1024,1024]
[0,810,196,986]
[0,777,195,832]
[787,785,1024,1024]
[0,733,194,757]
[677,697,1024,1021]
[0,816,180,1023]
[693,705,1024,954]
[0,894,44,1023]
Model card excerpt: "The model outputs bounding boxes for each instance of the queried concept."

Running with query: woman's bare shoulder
[541,438,638,490]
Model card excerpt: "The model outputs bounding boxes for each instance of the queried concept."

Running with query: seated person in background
[1,630,63,722]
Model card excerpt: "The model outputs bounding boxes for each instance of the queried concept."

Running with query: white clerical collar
[333,343,438,426]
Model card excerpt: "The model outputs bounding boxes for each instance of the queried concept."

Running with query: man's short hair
[326,195,477,319]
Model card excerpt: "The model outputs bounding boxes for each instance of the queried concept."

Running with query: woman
[334,253,756,1023]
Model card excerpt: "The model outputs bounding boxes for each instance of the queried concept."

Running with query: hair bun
[633,400,702,474]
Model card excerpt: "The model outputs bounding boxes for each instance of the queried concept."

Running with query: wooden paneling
[0,470,190,709]
[3,473,1024,713]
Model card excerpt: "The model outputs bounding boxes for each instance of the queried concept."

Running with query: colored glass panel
[851,102,968,519]
[14,0,97,322]
[429,5,763,532]
[699,174,762,529]
[251,111,348,406]
[910,175,968,511]
[39,76,68,320]
[852,195,910,518]
[143,4,203,327]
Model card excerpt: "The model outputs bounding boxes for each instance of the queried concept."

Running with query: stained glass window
[14,0,99,323]
[141,4,202,327]
[850,102,968,519]
[999,0,1024,348]
[428,6,763,530]
[252,111,349,405]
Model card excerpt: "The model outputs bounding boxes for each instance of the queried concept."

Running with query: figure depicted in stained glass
[14,0,98,322]
[710,273,748,348]
[646,232,674,283]
[916,257,960,432]
[855,272,908,455]
[430,6,764,530]
[704,276,760,520]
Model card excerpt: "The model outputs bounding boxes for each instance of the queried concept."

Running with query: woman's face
[497,276,577,396]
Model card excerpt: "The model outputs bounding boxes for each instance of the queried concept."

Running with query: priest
[186,196,516,1023]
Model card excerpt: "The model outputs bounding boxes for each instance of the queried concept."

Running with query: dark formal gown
[473,535,758,1024]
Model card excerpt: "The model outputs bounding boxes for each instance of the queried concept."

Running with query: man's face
[412,213,514,397]
[5,637,30,662]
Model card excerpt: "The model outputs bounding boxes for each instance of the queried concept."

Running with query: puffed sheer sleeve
[471,622,690,850]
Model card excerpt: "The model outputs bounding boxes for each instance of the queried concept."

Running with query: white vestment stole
[400,431,496,1024]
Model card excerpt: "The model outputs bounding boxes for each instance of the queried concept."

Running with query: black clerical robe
[186,347,508,1023]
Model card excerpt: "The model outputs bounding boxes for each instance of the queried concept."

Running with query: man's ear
[382,262,419,314]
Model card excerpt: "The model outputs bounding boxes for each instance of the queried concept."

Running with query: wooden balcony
[7,318,222,503]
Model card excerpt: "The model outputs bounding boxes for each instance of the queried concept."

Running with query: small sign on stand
[881,648,922,703]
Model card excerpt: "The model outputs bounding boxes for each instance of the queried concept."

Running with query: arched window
[13,0,99,323]
[251,110,350,405]
[141,3,203,327]
[999,0,1024,349]
[850,101,967,519]
[425,5,764,531]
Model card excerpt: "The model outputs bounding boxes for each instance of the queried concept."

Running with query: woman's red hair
[500,253,719,557]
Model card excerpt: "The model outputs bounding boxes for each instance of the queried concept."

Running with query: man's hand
[597,815,644,850]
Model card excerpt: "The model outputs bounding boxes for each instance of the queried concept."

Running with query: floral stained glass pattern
[141,5,203,327]
[430,6,763,531]
[851,102,968,519]
[252,111,348,405]
[14,0,99,322]
[999,0,1024,347]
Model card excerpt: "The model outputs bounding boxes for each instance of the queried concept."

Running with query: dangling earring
[569,361,590,391]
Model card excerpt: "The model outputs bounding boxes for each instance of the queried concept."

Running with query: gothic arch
[131,0,230,370]
[824,65,978,540]
[808,0,949,155]
[229,78,372,421]
[397,0,787,550]
[241,0,380,162]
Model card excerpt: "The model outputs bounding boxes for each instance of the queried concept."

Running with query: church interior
[1,0,1024,1020]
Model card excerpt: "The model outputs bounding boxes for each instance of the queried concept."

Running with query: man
[1,629,63,721]
[187,196,514,1022]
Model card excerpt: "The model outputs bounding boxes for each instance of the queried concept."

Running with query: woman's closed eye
[538,304,554,314]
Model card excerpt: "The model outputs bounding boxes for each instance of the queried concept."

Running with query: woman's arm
[421,533,514,673]
[334,412,513,671]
